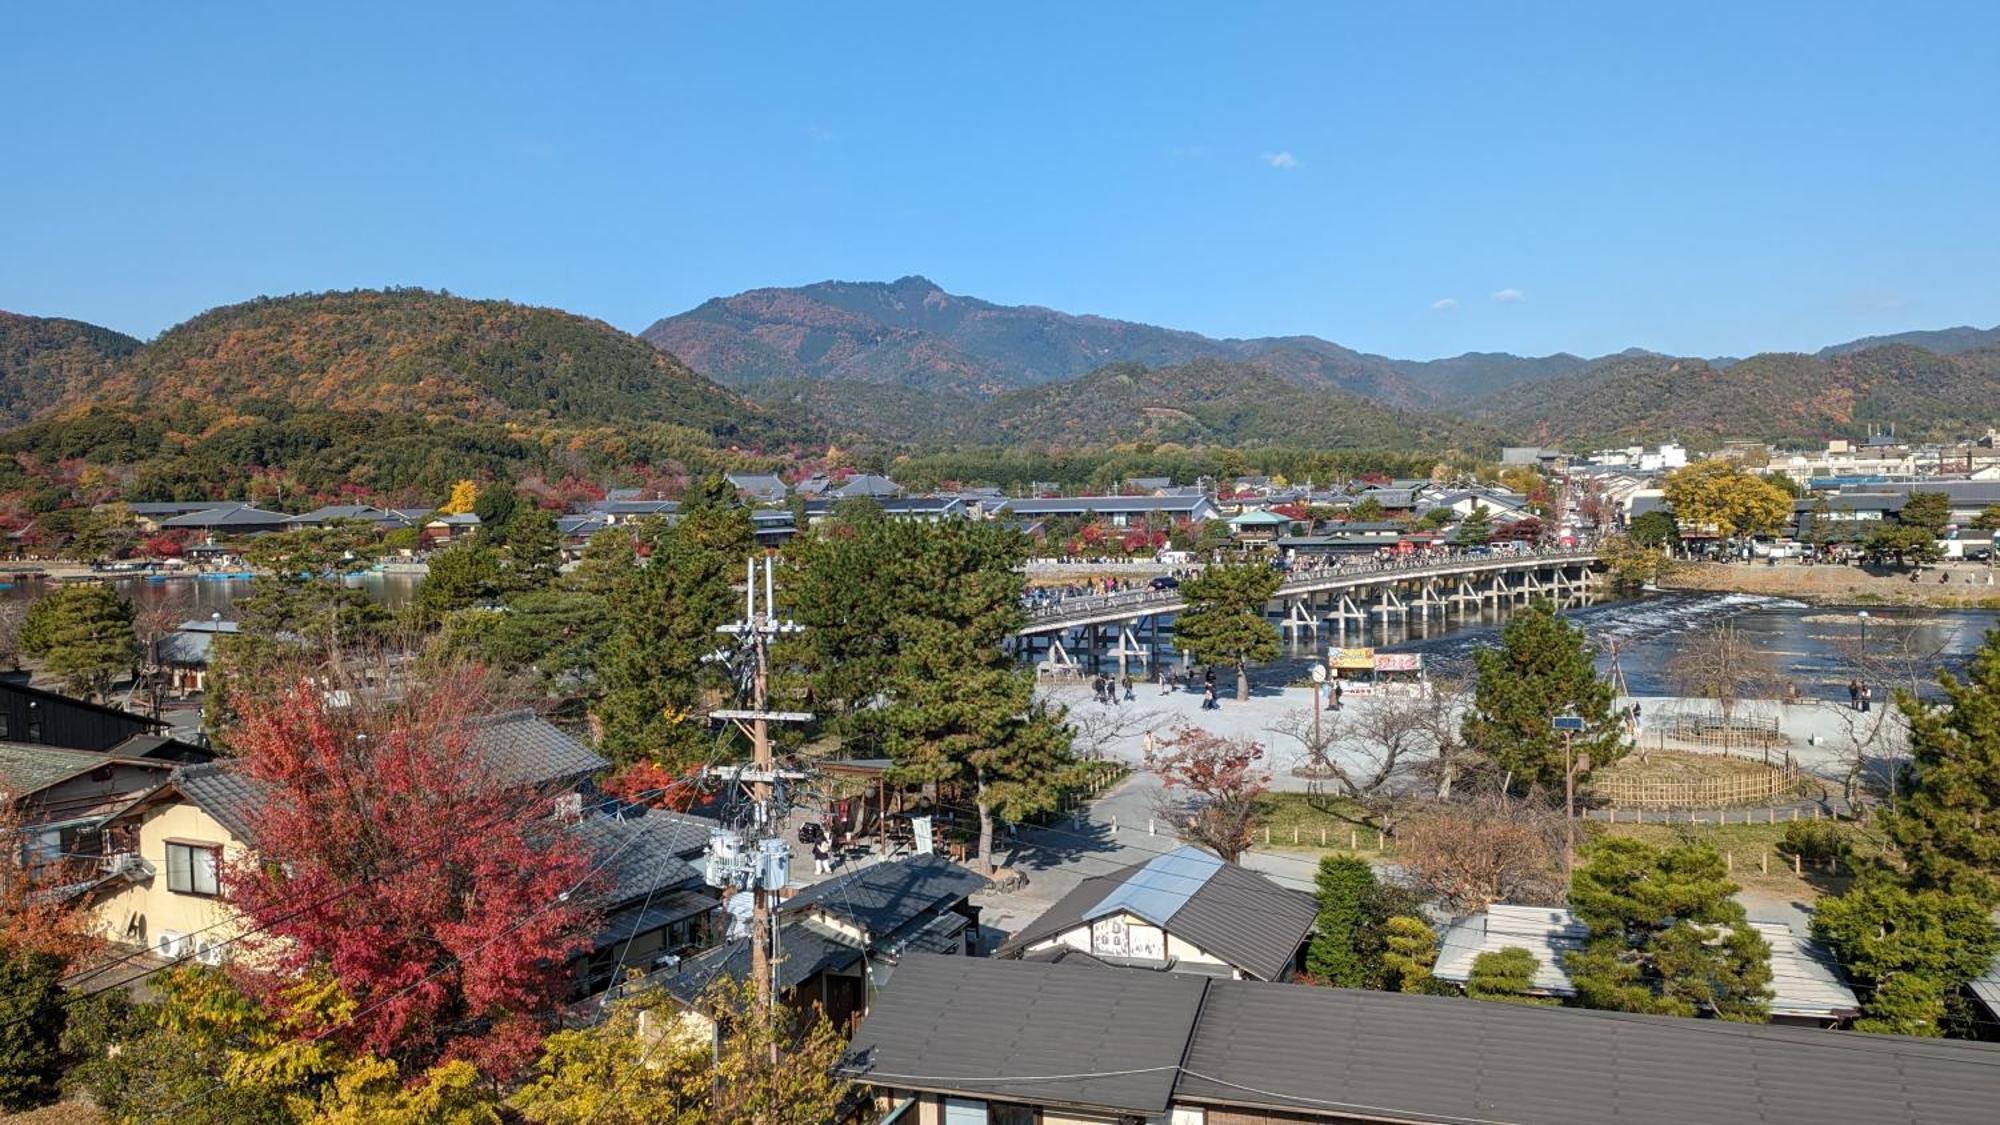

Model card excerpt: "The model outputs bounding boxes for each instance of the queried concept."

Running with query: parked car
[1149,575,1180,591]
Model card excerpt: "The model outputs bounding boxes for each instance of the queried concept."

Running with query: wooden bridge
[1016,546,1604,677]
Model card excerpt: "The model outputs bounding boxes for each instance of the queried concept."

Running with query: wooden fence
[1588,761,1804,810]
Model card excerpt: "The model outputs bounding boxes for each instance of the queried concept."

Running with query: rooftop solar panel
[1086,845,1222,927]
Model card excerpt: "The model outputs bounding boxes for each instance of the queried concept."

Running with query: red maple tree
[225,663,600,1077]
[1153,725,1271,863]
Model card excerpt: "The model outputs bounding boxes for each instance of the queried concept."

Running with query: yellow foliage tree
[1662,461,1792,540]
[511,977,848,1125]
[439,480,479,515]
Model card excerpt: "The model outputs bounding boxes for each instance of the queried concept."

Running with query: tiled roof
[159,504,291,528]
[662,918,862,1001]
[781,854,988,940]
[466,711,606,789]
[997,845,1315,981]
[1001,495,1215,515]
[170,761,267,842]
[0,742,129,794]
[570,808,705,906]
[840,954,1206,1117]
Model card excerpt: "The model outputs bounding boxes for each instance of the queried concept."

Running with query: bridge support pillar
[1112,624,1149,679]
[1283,596,1319,643]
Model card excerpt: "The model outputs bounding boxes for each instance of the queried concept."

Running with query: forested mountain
[0,290,808,508]
[950,359,1490,452]
[79,289,781,437]
[1477,345,2000,447]
[1818,324,2000,358]
[0,311,140,428]
[641,276,1607,415]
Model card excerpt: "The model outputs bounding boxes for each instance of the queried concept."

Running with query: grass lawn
[1252,792,1387,854]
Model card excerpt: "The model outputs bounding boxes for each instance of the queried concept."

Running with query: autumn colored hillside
[0,311,140,427]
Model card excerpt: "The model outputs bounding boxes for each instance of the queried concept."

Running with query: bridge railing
[1021,545,1600,625]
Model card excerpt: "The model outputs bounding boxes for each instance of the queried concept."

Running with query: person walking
[1331,680,1344,712]
[1860,682,1872,713]
[1848,679,1861,711]
[1122,673,1135,703]
[1202,680,1219,711]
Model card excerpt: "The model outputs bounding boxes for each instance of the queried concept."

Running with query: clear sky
[3,2,1996,360]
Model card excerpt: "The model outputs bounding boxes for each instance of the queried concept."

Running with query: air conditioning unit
[194,938,225,967]
[155,931,188,960]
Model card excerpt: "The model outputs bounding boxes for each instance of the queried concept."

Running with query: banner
[1373,653,1422,672]
[912,815,935,856]
[1330,647,1375,670]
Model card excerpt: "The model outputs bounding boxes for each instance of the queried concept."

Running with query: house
[1432,904,1861,1027]
[660,854,989,1032]
[284,505,426,530]
[80,711,703,993]
[1225,508,1292,545]
[750,508,798,546]
[996,845,1315,981]
[585,499,682,525]
[998,495,1220,529]
[0,679,164,751]
[829,474,903,500]
[726,473,789,505]
[0,743,179,872]
[1791,493,1904,541]
[156,619,239,695]
[420,512,481,546]
[124,501,243,534]
[158,504,293,538]
[877,497,968,523]
[841,954,1994,1125]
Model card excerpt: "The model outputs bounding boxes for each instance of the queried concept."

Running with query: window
[941,1098,1038,1125]
[989,1104,1038,1125]
[165,842,221,896]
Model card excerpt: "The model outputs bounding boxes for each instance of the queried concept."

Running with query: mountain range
[641,276,1999,449]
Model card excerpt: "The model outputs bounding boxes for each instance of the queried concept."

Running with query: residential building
[726,473,789,505]
[283,505,427,529]
[158,504,293,537]
[877,497,969,522]
[124,501,243,533]
[1225,508,1291,545]
[0,743,178,871]
[585,499,682,525]
[995,845,1315,982]
[0,679,164,751]
[156,619,238,695]
[998,495,1220,529]
[841,955,1993,1125]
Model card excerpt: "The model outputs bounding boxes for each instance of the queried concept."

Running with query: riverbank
[1661,560,2000,609]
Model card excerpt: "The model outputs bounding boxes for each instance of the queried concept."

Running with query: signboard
[1091,916,1130,958]
[1373,653,1422,672]
[1330,647,1375,670]
[912,815,935,856]
[1552,715,1588,733]
[1310,664,1328,683]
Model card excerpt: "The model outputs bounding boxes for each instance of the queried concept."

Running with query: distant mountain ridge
[0,311,140,428]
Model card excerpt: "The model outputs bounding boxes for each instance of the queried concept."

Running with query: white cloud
[1491,288,1526,304]
[1261,151,1300,170]
[1431,297,1459,312]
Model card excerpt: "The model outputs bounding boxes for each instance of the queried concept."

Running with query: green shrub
[1777,820,1844,865]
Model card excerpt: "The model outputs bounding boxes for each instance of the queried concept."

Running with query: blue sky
[3,2,1996,360]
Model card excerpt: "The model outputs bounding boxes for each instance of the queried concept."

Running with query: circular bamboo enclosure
[1654,712,1789,749]
[1587,750,1809,810]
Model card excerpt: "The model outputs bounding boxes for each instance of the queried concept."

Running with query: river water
[7,574,1992,703]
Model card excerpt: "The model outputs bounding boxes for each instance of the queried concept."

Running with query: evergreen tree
[880,520,1076,869]
[1306,855,1375,986]
[233,521,387,646]
[1898,490,1951,536]
[1380,915,1438,994]
[473,484,522,536]
[1456,503,1494,546]
[412,540,509,625]
[1466,947,1552,1005]
[593,480,753,769]
[500,502,564,592]
[1881,632,2000,906]
[781,508,904,741]
[1626,509,1679,549]
[1174,562,1281,700]
[19,583,138,701]
[1566,838,1772,1022]
[0,944,65,1112]
[1461,599,1622,791]
[1812,882,1997,1036]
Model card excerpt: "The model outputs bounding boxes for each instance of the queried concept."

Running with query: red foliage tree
[600,760,700,813]
[141,532,186,558]
[224,663,600,1078]
[1151,725,1271,863]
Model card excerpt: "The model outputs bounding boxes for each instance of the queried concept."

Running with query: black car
[1149,575,1180,591]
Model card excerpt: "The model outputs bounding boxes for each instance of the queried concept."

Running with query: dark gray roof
[726,473,789,502]
[1001,495,1215,515]
[125,501,241,515]
[781,854,988,940]
[155,713,602,845]
[589,500,682,516]
[850,957,2000,1125]
[0,742,136,794]
[159,504,291,529]
[570,808,705,906]
[998,845,1315,981]
[663,919,861,1001]
[841,954,1206,1117]
[286,505,398,524]
[467,711,606,789]
[1175,980,1997,1125]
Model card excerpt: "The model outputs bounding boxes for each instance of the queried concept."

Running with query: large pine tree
[1460,599,1622,791]
[1882,633,2000,905]
[1174,562,1281,700]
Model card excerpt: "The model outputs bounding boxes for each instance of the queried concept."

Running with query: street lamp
[1552,713,1588,882]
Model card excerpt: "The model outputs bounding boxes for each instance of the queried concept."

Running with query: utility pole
[1554,714,1586,883]
[707,553,811,1017]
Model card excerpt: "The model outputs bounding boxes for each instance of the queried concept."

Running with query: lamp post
[1553,714,1588,882]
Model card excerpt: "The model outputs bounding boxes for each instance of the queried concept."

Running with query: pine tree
[0,944,65,1112]
[593,480,753,769]
[1460,599,1623,791]
[19,583,138,702]
[1566,838,1772,1021]
[1174,562,1281,700]
[1811,882,1997,1036]
[1379,915,1438,994]
[1466,947,1552,1005]
[1306,855,1374,986]
[781,510,905,741]
[1456,503,1494,546]
[1881,633,2000,906]
[880,520,1076,869]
